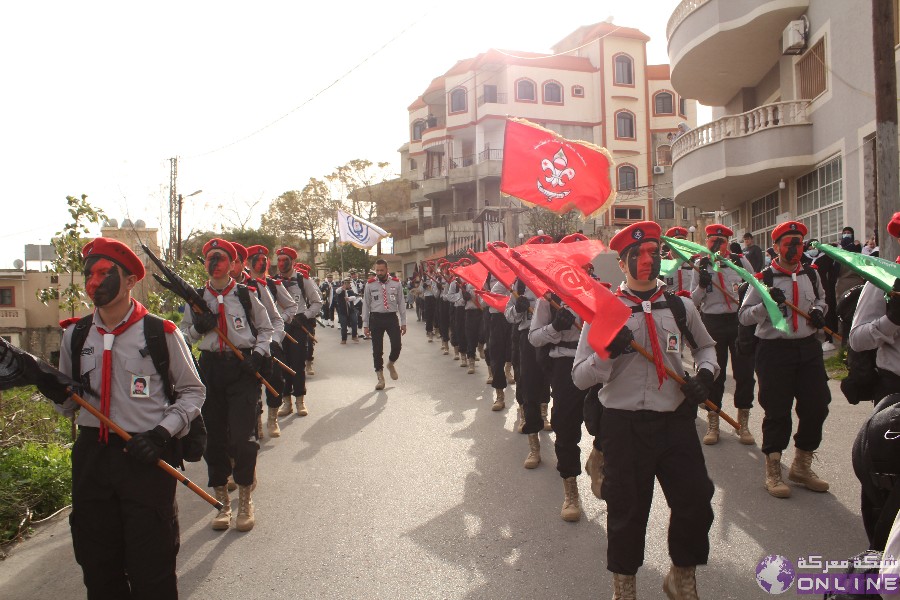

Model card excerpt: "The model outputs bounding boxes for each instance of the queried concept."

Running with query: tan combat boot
[226,476,237,492]
[478,343,485,360]
[492,389,505,411]
[516,405,525,433]
[375,371,386,390]
[703,412,719,445]
[788,449,830,492]
[257,411,264,440]
[524,433,541,469]
[613,573,637,600]
[486,371,493,385]
[663,564,699,600]
[296,396,308,417]
[541,403,552,431]
[453,347,460,360]
[585,447,605,500]
[737,408,755,445]
[236,485,255,532]
[505,362,514,384]
[386,361,399,380]
[211,486,231,530]
[467,357,475,374]
[442,341,449,355]
[267,409,281,438]
[561,477,581,522]
[427,331,434,343]
[305,360,315,376]
[459,354,468,368]
[765,452,791,498]
[277,396,293,417]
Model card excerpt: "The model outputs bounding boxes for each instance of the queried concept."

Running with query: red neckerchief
[616,285,668,388]
[207,278,236,351]
[94,300,149,442]
[770,260,800,332]
[715,255,734,310]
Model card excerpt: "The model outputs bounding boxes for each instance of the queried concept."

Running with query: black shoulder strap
[763,265,819,300]
[69,314,94,388]
[266,277,278,301]
[296,274,310,308]
[235,284,259,338]
[143,314,176,402]
[664,292,699,350]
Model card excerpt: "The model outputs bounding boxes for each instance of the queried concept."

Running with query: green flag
[812,242,900,295]
[660,258,679,278]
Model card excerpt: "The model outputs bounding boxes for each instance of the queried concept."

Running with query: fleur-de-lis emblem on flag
[537,148,575,201]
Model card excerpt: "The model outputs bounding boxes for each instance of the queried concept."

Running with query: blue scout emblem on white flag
[337,209,390,249]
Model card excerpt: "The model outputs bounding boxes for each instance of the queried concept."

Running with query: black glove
[436,282,444,292]
[193,312,218,334]
[35,371,74,405]
[551,308,576,332]
[125,425,170,464]
[461,290,472,302]
[767,286,787,305]
[270,341,283,357]
[807,307,826,329]
[241,351,265,376]
[605,325,634,359]
[697,257,711,270]
[681,368,714,405]
[515,295,530,313]
[697,268,712,288]
[888,279,900,325]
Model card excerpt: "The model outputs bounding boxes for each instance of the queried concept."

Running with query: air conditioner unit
[782,18,807,55]
[653,165,665,175]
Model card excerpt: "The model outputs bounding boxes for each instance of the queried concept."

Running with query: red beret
[202,238,237,261]
[771,221,807,242]
[665,226,688,238]
[560,233,588,243]
[230,242,248,262]
[609,221,661,256]
[525,234,554,245]
[82,237,146,281]
[245,245,269,257]
[705,224,734,238]
[888,212,900,239]
[276,247,297,260]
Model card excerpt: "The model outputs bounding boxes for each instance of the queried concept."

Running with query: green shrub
[0,442,72,542]
[163,310,183,324]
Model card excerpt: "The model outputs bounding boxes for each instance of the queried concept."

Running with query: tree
[144,255,208,316]
[322,244,374,275]
[36,195,106,318]
[261,180,341,267]
[523,207,582,240]
[327,159,397,222]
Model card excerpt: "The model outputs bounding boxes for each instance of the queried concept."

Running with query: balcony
[373,208,419,224]
[392,238,412,254]
[410,234,427,251]
[448,149,504,185]
[671,100,813,210]
[0,307,26,329]
[477,92,508,106]
[424,226,446,246]
[667,0,809,106]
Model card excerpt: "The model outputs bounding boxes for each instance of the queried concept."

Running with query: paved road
[0,317,871,599]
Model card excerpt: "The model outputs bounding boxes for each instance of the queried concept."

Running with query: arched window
[516,78,536,102]
[615,110,635,139]
[654,91,674,115]
[614,54,634,85]
[412,120,426,141]
[657,197,675,220]
[656,144,672,166]
[617,165,637,191]
[542,80,563,104]
[449,88,467,113]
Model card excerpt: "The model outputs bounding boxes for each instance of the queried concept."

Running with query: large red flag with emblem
[487,243,549,297]
[451,261,489,290]
[501,118,616,218]
[470,247,516,289]
[475,290,510,312]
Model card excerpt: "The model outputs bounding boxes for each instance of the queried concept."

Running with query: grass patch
[824,349,849,381]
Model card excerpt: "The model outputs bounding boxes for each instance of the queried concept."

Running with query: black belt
[701,312,738,322]
[77,426,133,446]
[757,335,817,346]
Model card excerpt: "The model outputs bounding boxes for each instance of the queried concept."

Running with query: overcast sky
[0,0,685,268]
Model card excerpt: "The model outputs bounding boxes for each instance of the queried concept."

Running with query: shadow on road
[293,391,388,462]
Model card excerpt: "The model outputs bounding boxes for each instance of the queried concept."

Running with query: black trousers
[600,407,715,575]
[199,352,260,487]
[452,305,467,351]
[702,312,755,409]
[424,296,437,334]
[511,324,521,394]
[282,326,309,397]
[324,302,335,322]
[583,384,604,451]
[489,313,511,390]
[370,311,401,371]
[338,307,358,341]
[306,321,316,361]
[755,336,831,455]
[415,297,424,321]
[550,356,585,479]
[464,308,481,359]
[520,329,551,430]
[439,300,452,342]
[263,342,285,409]
[70,430,179,600]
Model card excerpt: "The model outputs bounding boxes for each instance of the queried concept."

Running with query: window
[721,210,741,235]
[483,84,497,103]
[515,78,536,102]
[656,144,672,167]
[657,197,675,220]
[679,97,687,116]
[751,191,780,243]
[411,120,425,141]
[614,207,643,221]
[796,37,827,100]
[572,85,585,98]
[542,81,563,104]
[797,156,843,244]
[449,88,467,113]
[654,91,674,115]
[615,110,635,139]
[614,54,634,85]
[681,206,689,220]
[0,287,12,306]
[617,165,637,190]
[409,158,418,171]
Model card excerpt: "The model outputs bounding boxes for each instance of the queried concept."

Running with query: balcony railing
[450,155,476,169]
[672,100,810,163]
[478,149,503,162]
[423,165,448,179]
[667,0,710,39]
[0,307,26,329]
[477,92,508,106]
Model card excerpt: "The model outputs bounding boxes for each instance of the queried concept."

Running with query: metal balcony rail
[667,0,710,40]
[450,155,476,169]
[477,92,508,106]
[477,149,503,162]
[671,100,811,163]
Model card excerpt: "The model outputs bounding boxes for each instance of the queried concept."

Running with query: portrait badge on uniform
[131,375,150,398]
[666,333,681,353]
[232,315,246,330]
[732,282,740,294]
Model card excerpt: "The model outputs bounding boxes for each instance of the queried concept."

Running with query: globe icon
[755,554,796,594]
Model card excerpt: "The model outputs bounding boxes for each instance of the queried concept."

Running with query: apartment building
[385,22,696,276]
[667,0,892,249]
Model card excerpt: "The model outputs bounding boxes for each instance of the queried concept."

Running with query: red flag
[451,262,488,290]
[514,239,608,268]
[471,246,516,289]
[475,290,509,312]
[487,243,549,297]
[501,118,616,218]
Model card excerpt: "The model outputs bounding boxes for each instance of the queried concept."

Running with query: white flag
[337,209,390,249]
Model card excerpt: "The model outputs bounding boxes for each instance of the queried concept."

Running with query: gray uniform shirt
[281,274,323,320]
[463,283,481,311]
[181,282,274,355]
[691,255,753,315]
[57,303,205,437]
[446,280,462,306]
[488,280,510,314]
[362,277,407,327]
[850,281,900,376]
[248,280,285,345]
[423,277,436,298]
[528,298,582,358]
[505,285,537,331]
[738,265,827,339]
[572,282,719,412]
[267,278,300,324]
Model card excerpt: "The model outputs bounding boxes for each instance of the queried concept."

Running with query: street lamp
[688,225,696,242]
[177,189,202,260]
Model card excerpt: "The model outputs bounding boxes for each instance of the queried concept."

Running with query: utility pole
[168,157,178,262]
[873,0,899,261]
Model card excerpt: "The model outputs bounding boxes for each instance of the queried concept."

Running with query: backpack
[838,284,878,405]
[624,291,698,351]
[196,283,257,338]
[69,313,206,463]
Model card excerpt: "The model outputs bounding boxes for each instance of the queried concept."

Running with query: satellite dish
[13,259,24,269]
[121,219,133,228]
[134,219,146,228]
